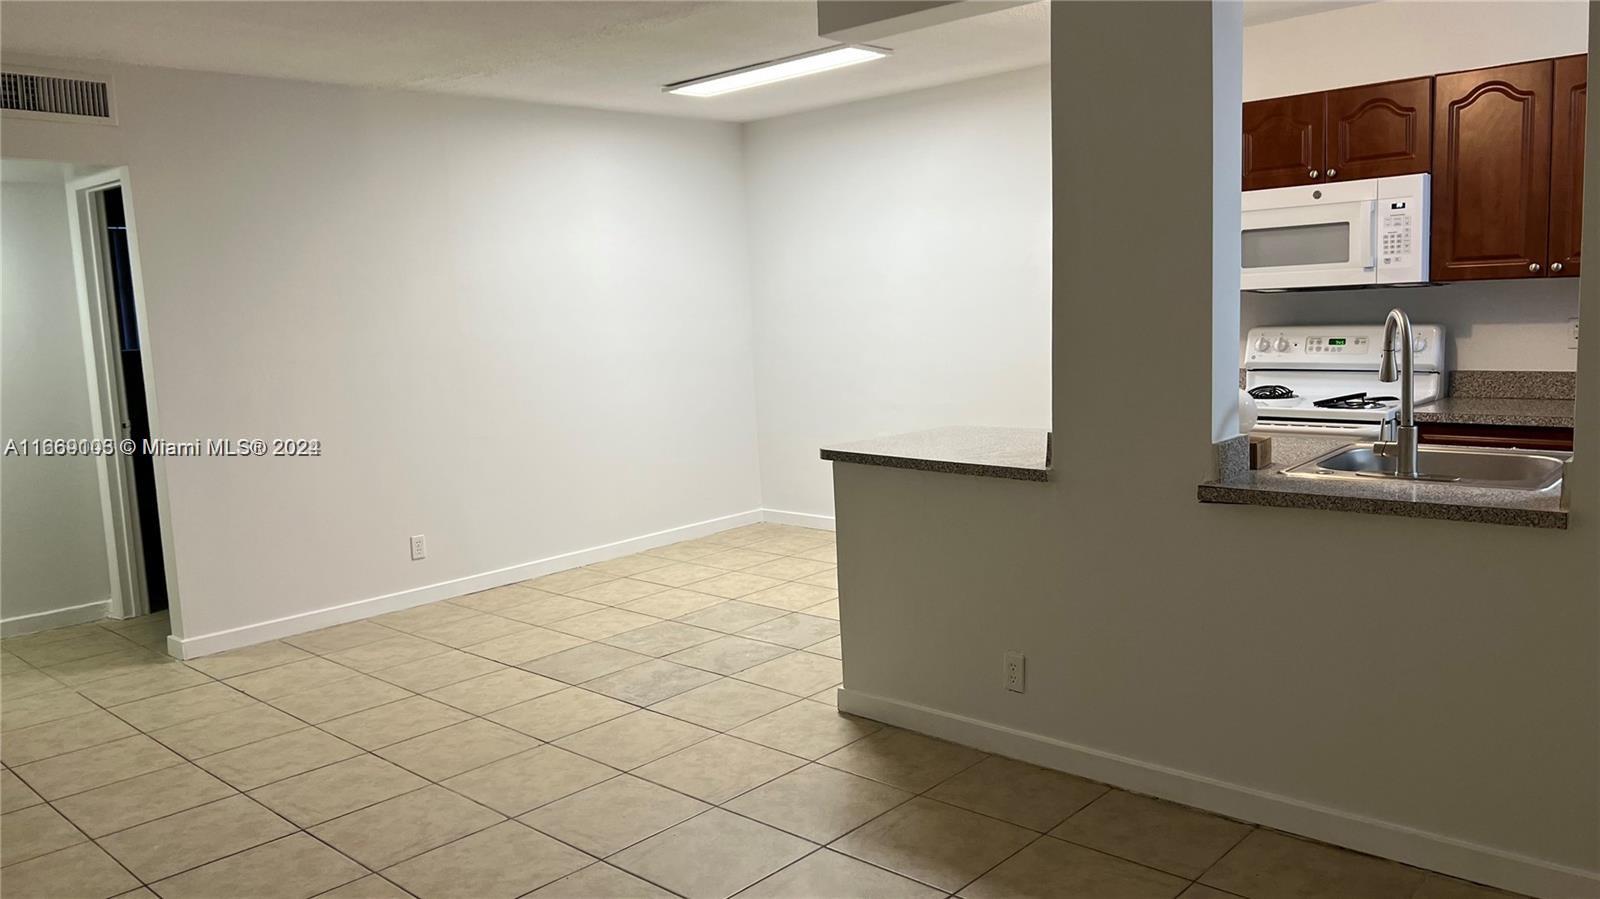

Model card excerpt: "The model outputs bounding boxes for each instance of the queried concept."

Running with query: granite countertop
[1413,371,1578,428]
[1414,397,1576,428]
[1198,436,1568,529]
[820,426,1050,481]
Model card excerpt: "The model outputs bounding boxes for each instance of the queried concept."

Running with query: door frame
[64,167,181,635]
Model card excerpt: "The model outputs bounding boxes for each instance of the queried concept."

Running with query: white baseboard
[761,508,836,530]
[168,509,764,659]
[837,688,1599,899]
[2,599,110,637]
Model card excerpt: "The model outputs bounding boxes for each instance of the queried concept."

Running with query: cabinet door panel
[1243,93,1324,190]
[1549,54,1585,277]
[1431,61,1553,281]
[1326,77,1431,181]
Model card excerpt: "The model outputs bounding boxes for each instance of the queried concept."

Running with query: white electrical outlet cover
[1004,650,1025,693]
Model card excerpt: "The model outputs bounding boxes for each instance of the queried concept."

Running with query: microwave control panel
[1379,201,1414,267]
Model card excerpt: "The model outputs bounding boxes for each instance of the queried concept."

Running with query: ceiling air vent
[1,68,115,122]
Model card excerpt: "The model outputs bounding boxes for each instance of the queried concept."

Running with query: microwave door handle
[1357,200,1377,270]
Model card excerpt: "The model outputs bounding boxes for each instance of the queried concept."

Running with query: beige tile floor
[0,523,1527,899]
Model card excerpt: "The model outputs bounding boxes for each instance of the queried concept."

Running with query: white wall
[1243,0,1588,100]
[830,5,1598,898]
[1242,280,1581,371]
[744,67,1052,520]
[1,60,763,650]
[1,180,113,632]
[1243,0,1587,371]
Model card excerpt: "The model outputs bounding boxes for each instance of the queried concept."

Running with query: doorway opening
[95,186,168,614]
[0,160,174,645]
[64,166,178,635]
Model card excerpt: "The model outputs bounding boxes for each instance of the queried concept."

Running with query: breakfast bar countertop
[821,426,1051,482]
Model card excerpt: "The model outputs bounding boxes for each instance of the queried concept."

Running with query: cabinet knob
[1308,169,1320,179]
[1551,262,1564,273]
[1325,168,1337,178]
[1529,263,1542,273]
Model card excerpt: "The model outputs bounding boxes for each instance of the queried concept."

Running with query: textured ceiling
[0,1,1051,122]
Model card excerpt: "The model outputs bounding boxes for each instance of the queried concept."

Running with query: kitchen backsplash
[1449,371,1577,400]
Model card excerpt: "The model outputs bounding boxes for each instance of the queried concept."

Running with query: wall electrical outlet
[1571,318,1581,350]
[409,534,427,561]
[1004,650,1026,693]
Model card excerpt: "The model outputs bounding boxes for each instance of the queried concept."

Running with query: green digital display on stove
[1328,338,1347,346]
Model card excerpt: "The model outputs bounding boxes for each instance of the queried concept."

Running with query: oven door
[1252,418,1387,439]
[1241,197,1376,290]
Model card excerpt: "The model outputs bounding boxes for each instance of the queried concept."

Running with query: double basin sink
[1284,443,1569,492]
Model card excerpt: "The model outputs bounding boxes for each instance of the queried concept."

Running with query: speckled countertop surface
[1414,397,1576,428]
[1414,370,1576,428]
[1199,436,1568,529]
[821,426,1050,481]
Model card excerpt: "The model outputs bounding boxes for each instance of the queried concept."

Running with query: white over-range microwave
[1241,173,1429,291]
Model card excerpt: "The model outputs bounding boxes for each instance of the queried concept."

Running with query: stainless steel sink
[1284,443,1569,492]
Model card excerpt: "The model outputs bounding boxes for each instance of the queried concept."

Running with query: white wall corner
[761,508,837,531]
[1212,0,1245,445]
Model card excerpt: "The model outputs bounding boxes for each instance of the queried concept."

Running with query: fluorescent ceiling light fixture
[665,44,890,97]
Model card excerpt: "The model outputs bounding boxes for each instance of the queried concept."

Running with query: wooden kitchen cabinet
[1246,55,1588,282]
[1548,54,1586,277]
[1242,93,1325,190]
[1431,60,1553,281]
[1325,77,1432,182]
[1418,423,1574,452]
[1243,78,1431,190]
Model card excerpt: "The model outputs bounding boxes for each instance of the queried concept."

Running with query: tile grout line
[3,530,838,894]
[27,633,825,816]
[1182,821,1261,892]
[28,688,1182,899]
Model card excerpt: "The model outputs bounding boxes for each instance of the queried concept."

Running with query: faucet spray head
[1378,346,1399,382]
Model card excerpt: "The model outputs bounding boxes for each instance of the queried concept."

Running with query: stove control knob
[1274,337,1291,352]
[1255,337,1272,352]
[1412,335,1428,353]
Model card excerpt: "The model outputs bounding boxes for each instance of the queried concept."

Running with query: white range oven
[1245,323,1447,438]
[1241,173,1429,291]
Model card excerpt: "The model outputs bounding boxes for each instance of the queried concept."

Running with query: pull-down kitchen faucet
[1378,307,1419,478]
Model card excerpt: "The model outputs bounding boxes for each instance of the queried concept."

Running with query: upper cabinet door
[1325,77,1432,181]
[1548,54,1586,277]
[1432,60,1553,281]
[1243,93,1325,190]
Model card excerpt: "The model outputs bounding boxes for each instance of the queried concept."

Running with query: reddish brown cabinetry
[1242,78,1430,190]
[1549,54,1586,277]
[1430,56,1589,282]
[1247,57,1588,282]
[1325,78,1433,182]
[1417,423,1574,452]
[1431,61,1553,281]
[1242,93,1325,190]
